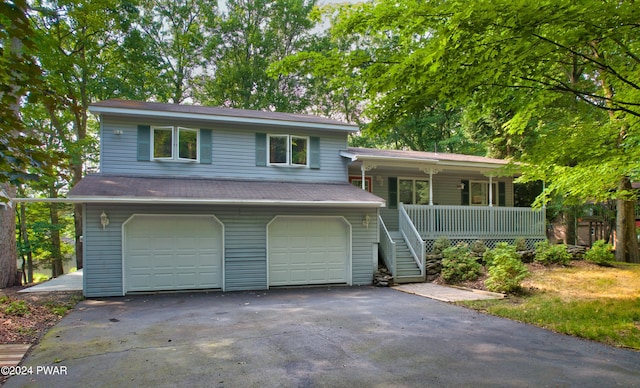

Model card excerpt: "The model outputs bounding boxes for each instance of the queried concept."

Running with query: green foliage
[432,237,451,255]
[4,300,30,317]
[484,243,529,293]
[441,243,482,284]
[534,241,571,265]
[514,237,527,251]
[470,240,487,255]
[585,240,615,266]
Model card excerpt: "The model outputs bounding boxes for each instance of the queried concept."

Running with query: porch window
[399,178,430,205]
[349,176,372,192]
[470,181,498,206]
[152,126,199,161]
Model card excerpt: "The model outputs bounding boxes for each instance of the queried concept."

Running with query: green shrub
[585,240,615,265]
[484,243,529,293]
[432,237,451,255]
[4,300,30,316]
[470,240,488,255]
[441,243,482,283]
[514,237,527,251]
[534,241,571,265]
[483,242,510,267]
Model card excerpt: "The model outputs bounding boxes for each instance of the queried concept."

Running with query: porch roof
[342,148,513,172]
[62,175,385,208]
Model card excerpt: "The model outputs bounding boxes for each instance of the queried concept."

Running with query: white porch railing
[378,216,396,277]
[402,204,546,240]
[399,204,426,276]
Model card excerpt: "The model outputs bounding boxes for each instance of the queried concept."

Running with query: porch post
[361,163,366,190]
[488,175,493,207]
[429,169,434,206]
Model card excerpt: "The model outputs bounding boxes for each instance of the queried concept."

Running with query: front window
[399,178,430,205]
[268,135,308,166]
[152,126,199,161]
[178,128,198,160]
[349,176,372,192]
[153,127,173,159]
[470,181,498,206]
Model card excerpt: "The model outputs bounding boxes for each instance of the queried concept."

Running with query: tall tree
[282,0,640,262]
[138,0,218,103]
[29,0,138,269]
[0,0,55,287]
[197,0,319,111]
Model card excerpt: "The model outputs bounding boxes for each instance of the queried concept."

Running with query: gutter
[12,196,385,208]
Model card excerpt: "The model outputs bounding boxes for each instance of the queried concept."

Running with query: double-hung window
[152,126,199,162]
[399,178,430,205]
[268,135,308,166]
[469,181,498,206]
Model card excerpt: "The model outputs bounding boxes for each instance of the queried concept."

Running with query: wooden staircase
[390,232,425,284]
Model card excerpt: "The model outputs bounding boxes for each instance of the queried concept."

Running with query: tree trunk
[18,202,33,284]
[615,179,640,263]
[0,184,17,288]
[49,187,64,278]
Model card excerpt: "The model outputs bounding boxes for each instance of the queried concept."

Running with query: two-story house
[71,99,384,297]
[69,99,546,297]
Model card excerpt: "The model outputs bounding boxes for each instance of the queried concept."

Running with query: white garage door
[268,216,350,287]
[124,215,223,293]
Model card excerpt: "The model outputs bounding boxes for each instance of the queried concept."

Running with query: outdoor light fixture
[362,214,371,228]
[100,211,109,230]
[457,183,465,190]
[113,129,123,135]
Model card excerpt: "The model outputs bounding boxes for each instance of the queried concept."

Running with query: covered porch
[379,204,547,283]
[341,147,547,284]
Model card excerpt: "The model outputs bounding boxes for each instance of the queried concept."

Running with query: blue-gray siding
[100,116,349,182]
[83,204,378,297]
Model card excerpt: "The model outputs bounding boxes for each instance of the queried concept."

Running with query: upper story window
[152,126,199,162]
[268,135,308,166]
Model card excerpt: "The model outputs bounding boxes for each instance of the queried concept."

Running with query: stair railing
[378,215,396,277]
[399,203,425,277]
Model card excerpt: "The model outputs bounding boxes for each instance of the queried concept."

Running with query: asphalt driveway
[5,287,640,387]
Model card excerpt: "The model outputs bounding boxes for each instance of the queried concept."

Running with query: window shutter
[199,129,212,164]
[498,181,506,207]
[137,125,151,161]
[309,136,320,169]
[461,180,469,205]
[388,177,398,210]
[255,133,267,166]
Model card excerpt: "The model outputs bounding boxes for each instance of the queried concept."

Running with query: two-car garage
[122,214,351,293]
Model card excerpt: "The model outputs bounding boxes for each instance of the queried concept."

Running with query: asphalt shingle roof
[69,175,385,207]
[90,99,357,130]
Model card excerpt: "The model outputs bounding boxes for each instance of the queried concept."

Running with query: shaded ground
[0,286,82,344]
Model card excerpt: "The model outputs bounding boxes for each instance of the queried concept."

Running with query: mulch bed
[0,285,82,345]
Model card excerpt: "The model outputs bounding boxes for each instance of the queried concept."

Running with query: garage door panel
[124,215,223,292]
[268,217,349,287]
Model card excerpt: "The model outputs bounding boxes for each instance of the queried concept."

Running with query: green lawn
[458,261,640,350]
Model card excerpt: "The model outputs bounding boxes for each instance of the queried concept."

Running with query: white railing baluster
[399,204,426,277]
[402,204,546,240]
[378,216,396,277]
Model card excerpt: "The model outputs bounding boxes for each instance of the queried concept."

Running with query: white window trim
[469,180,499,206]
[399,177,430,205]
[267,134,309,167]
[176,127,200,162]
[151,126,199,162]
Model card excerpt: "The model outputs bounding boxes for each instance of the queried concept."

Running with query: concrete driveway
[5,287,640,387]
